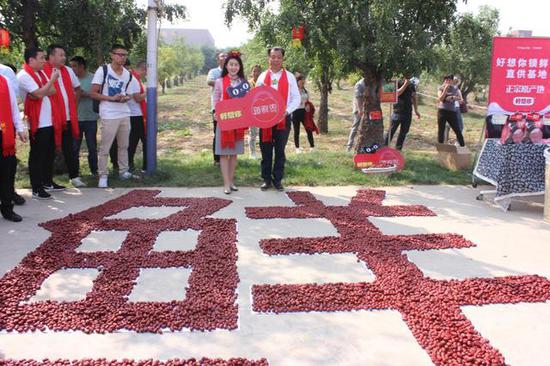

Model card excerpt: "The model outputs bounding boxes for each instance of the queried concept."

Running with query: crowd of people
[0,44,147,222]
[347,74,466,152]
[206,47,318,194]
[0,41,467,223]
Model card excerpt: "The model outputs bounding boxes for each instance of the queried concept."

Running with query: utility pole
[145,0,159,174]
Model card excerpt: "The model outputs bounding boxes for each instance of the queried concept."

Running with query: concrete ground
[0,185,549,365]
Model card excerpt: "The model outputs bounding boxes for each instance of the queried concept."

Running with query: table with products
[473,138,548,210]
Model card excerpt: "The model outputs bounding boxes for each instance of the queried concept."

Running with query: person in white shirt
[17,47,59,200]
[255,47,300,191]
[110,59,147,173]
[206,52,227,165]
[0,63,27,206]
[0,72,28,222]
[89,44,141,188]
[45,44,85,188]
[0,63,19,94]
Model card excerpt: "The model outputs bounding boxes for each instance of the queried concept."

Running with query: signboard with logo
[488,37,550,115]
[216,85,286,131]
[380,79,398,103]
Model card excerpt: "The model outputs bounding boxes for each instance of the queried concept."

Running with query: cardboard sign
[488,37,550,115]
[216,85,286,131]
[380,80,398,103]
[353,147,405,172]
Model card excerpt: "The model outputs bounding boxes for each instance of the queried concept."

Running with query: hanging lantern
[0,28,10,49]
[291,24,305,48]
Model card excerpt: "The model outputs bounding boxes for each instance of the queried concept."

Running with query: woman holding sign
[213,51,249,194]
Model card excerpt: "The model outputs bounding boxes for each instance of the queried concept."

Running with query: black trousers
[437,109,465,146]
[213,114,220,163]
[291,108,314,148]
[0,131,17,214]
[259,116,291,184]
[386,113,412,150]
[110,116,147,171]
[29,126,55,191]
[44,122,79,183]
[128,116,146,171]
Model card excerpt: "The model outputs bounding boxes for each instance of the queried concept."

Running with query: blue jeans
[73,120,98,175]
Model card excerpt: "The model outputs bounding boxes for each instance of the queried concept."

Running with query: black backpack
[92,65,133,113]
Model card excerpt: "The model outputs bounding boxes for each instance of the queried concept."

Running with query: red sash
[131,69,147,135]
[261,69,288,143]
[44,62,79,139]
[220,75,247,149]
[22,64,63,149]
[0,76,16,156]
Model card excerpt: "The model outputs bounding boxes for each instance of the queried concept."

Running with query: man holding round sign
[255,47,301,191]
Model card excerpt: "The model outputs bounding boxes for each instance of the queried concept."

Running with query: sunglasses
[112,52,128,57]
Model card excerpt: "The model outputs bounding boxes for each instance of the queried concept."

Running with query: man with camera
[90,44,141,188]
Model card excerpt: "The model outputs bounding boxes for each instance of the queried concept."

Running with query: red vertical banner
[488,37,550,115]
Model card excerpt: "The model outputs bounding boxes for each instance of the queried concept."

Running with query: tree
[434,6,499,101]
[201,45,219,74]
[225,0,343,133]
[0,0,186,67]
[158,46,178,94]
[225,0,458,150]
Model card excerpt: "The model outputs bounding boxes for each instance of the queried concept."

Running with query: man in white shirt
[0,71,28,222]
[255,47,300,191]
[206,52,227,165]
[110,59,147,173]
[17,47,59,200]
[45,44,85,188]
[90,44,141,188]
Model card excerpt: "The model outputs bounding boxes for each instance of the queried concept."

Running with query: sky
[140,0,550,48]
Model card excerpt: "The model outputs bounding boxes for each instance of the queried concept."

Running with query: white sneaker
[295,147,303,154]
[98,175,108,188]
[309,147,316,153]
[70,177,87,187]
[119,171,138,180]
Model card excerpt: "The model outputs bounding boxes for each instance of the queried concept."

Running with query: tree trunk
[96,44,104,66]
[22,0,38,48]
[161,80,166,94]
[318,82,329,134]
[317,66,332,134]
[355,69,384,153]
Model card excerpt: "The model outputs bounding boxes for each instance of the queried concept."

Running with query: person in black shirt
[385,76,421,150]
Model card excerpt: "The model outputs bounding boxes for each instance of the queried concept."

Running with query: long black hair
[221,51,246,80]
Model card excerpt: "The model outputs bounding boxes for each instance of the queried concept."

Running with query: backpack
[92,65,133,113]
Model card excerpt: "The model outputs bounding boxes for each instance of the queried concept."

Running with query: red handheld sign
[216,85,286,131]
[353,147,405,172]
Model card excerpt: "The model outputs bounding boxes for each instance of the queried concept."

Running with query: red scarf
[22,63,63,149]
[220,75,247,149]
[43,62,79,139]
[261,69,288,143]
[0,76,16,156]
[131,69,147,135]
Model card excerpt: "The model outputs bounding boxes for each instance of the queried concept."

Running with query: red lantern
[292,25,305,41]
[0,28,10,49]
[291,25,305,48]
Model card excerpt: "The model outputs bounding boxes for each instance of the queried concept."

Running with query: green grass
[14,76,481,189]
